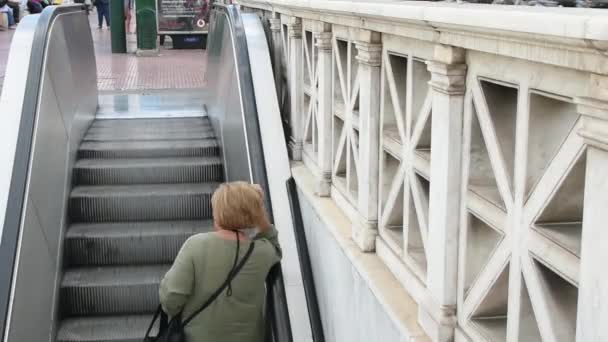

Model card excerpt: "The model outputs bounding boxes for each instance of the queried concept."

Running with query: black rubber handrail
[0,5,86,339]
[208,4,292,342]
[266,264,294,342]
[286,178,325,342]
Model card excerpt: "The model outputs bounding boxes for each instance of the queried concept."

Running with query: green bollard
[135,0,158,55]
[110,0,127,53]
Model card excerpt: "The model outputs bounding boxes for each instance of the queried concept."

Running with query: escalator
[0,3,323,342]
[58,117,219,341]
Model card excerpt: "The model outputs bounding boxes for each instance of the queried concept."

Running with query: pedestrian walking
[94,0,110,29]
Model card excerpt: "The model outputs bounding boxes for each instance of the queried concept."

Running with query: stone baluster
[420,45,466,341]
[314,24,333,196]
[575,74,608,342]
[287,17,304,160]
[352,35,382,252]
[268,16,283,99]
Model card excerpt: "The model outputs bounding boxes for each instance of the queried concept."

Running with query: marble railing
[237,1,608,341]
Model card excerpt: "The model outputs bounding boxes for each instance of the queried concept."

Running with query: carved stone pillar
[268,16,282,99]
[287,18,303,160]
[420,45,466,342]
[352,39,382,252]
[575,74,608,342]
[314,27,333,196]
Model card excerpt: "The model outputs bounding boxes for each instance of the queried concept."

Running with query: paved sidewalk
[0,11,206,94]
[93,22,207,92]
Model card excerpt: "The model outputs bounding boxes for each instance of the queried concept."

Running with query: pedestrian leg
[6,7,15,28]
[7,2,19,23]
[103,3,110,28]
[96,4,102,28]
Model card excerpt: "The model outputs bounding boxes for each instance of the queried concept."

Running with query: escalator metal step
[85,125,214,137]
[90,117,210,130]
[69,183,219,222]
[61,265,168,316]
[65,220,213,266]
[57,314,155,342]
[74,157,223,185]
[83,129,216,142]
[78,139,220,159]
[59,116,223,338]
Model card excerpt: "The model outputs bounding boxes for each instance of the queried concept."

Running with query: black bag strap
[143,304,168,340]
[143,242,255,341]
[182,241,255,326]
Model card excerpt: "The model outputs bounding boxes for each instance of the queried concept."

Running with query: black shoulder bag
[143,241,255,342]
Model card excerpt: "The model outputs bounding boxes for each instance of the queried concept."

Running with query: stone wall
[239,1,608,341]
[298,187,408,342]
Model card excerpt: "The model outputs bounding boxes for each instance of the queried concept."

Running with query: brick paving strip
[0,12,206,94]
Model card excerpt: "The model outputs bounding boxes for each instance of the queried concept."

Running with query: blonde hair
[211,181,264,230]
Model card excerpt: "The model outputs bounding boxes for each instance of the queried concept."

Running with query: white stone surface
[241,2,608,341]
[288,18,304,161]
[239,0,608,42]
[240,0,608,74]
[293,163,429,341]
[422,48,466,341]
[576,147,608,342]
[353,40,382,252]
[575,80,608,342]
[300,193,405,342]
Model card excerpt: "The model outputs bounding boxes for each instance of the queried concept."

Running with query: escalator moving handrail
[286,178,325,342]
[266,264,294,342]
[210,4,291,342]
[0,5,86,338]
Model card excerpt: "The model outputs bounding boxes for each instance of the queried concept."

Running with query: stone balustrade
[237,1,608,341]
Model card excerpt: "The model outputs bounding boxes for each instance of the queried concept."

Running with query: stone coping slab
[239,0,608,47]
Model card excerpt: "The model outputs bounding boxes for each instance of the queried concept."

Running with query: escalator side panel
[205,6,260,190]
[206,4,295,341]
[0,6,97,341]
